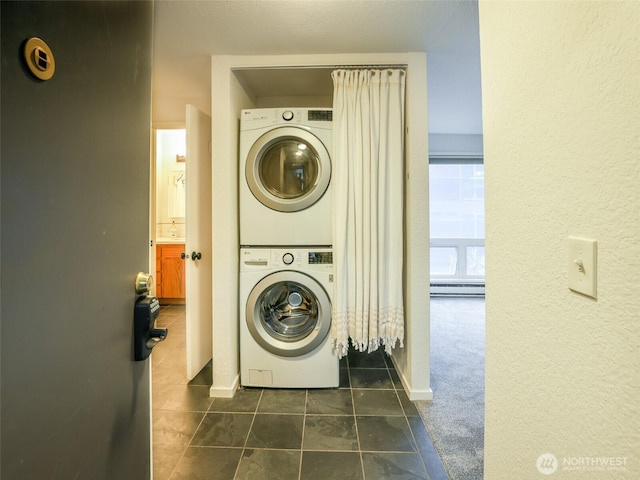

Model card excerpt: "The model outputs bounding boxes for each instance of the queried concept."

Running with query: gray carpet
[414,297,485,480]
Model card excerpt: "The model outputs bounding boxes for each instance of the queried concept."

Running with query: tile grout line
[231,388,264,480]
[153,306,189,480]
[163,403,208,479]
[346,354,368,480]
[389,353,433,480]
[297,389,309,480]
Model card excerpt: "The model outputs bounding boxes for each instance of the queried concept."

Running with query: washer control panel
[240,248,333,272]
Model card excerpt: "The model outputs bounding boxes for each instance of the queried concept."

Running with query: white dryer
[239,108,332,246]
[239,247,339,388]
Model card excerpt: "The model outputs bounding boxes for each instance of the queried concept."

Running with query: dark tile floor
[152,305,449,480]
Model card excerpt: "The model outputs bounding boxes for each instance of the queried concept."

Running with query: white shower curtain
[331,68,406,358]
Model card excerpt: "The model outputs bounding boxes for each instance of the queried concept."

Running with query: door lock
[135,272,153,295]
[133,296,167,361]
[181,252,188,260]
[24,37,56,81]
[133,272,167,361]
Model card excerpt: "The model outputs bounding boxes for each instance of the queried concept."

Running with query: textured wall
[209,56,248,396]
[399,51,431,400]
[479,2,640,478]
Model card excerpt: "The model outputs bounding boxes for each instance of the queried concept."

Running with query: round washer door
[246,270,331,357]
[246,127,331,212]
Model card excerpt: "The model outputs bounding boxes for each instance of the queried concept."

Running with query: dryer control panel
[241,108,332,130]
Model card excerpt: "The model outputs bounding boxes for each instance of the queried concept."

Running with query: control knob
[282,110,294,121]
[282,252,295,265]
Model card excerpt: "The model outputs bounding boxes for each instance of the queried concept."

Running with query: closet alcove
[232,67,334,108]
[210,55,430,402]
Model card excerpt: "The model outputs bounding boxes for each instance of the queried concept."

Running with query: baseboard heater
[430,283,485,297]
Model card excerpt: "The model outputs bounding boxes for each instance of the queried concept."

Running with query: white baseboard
[209,374,239,398]
[389,356,434,401]
[407,387,434,401]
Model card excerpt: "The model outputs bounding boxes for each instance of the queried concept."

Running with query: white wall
[479,2,640,478]
[209,56,255,396]
[395,52,432,400]
[152,57,211,124]
[254,96,332,108]
[209,53,431,400]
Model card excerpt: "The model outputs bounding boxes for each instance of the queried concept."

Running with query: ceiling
[152,0,483,134]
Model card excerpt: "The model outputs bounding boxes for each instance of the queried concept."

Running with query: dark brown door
[1,2,153,478]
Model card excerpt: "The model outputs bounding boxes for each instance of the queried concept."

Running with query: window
[429,157,485,295]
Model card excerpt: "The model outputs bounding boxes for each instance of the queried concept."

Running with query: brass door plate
[24,37,55,81]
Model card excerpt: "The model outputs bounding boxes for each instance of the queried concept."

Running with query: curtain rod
[334,65,407,70]
[231,64,407,71]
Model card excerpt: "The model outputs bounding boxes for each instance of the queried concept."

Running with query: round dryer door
[246,127,331,212]
[246,270,331,357]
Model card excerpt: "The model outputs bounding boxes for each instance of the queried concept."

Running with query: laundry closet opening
[220,57,428,400]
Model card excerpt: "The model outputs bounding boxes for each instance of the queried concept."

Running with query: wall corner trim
[209,375,240,399]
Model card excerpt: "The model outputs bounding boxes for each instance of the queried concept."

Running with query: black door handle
[180,252,187,260]
[191,251,202,261]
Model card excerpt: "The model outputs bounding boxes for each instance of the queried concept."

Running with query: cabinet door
[155,246,163,298]
[160,244,185,298]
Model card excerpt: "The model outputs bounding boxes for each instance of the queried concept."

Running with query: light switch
[568,236,597,298]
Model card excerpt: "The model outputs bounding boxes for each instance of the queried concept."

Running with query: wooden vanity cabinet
[156,243,186,303]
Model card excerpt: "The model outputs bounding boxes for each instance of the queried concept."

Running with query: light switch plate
[568,236,597,298]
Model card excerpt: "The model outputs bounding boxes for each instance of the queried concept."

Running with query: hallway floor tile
[152,305,448,479]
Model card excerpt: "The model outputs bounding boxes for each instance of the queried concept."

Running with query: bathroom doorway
[151,106,213,383]
[150,128,189,402]
[153,128,187,305]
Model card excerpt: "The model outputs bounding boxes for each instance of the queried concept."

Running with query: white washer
[239,247,339,388]
[239,108,332,246]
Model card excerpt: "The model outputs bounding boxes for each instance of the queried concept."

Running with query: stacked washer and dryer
[238,108,339,388]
